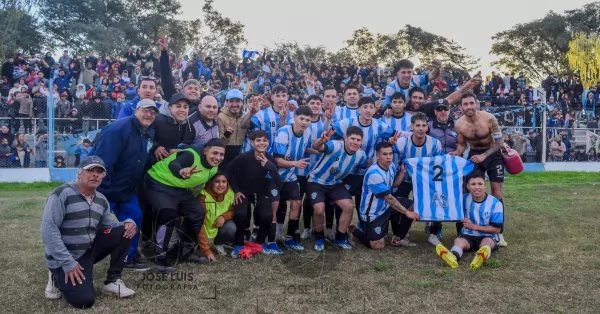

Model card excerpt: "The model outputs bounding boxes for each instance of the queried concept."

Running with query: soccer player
[333,96,394,213]
[381,92,412,135]
[436,171,504,270]
[451,92,508,247]
[332,85,360,123]
[307,126,367,251]
[384,59,441,107]
[272,106,315,251]
[352,142,421,249]
[240,84,290,153]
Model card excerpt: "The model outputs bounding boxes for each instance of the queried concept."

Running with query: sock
[335,229,345,241]
[451,246,463,259]
[267,223,276,243]
[314,230,325,240]
[287,219,299,238]
[498,198,505,233]
[275,223,283,236]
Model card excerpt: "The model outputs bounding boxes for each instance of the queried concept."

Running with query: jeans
[110,196,143,262]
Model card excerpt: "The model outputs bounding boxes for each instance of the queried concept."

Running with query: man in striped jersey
[333,97,394,214]
[332,85,360,123]
[42,157,136,308]
[352,142,420,249]
[384,59,442,107]
[381,92,412,136]
[240,84,290,153]
[273,106,315,251]
[436,171,504,270]
[308,126,367,251]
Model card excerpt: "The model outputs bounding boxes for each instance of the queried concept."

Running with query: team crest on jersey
[311,192,317,200]
[345,184,351,190]
[271,189,278,197]
[432,191,449,208]
[483,210,490,219]
[374,227,382,235]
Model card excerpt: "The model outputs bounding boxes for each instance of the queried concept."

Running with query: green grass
[1,173,600,313]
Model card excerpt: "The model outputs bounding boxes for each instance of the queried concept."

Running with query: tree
[0,0,42,62]
[490,11,571,84]
[564,2,600,34]
[344,27,380,65]
[567,32,600,89]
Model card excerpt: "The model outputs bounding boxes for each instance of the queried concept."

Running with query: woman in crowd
[11,133,33,168]
[588,148,599,162]
[198,173,236,261]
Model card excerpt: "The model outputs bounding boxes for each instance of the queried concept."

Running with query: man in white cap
[42,156,137,308]
[217,89,256,171]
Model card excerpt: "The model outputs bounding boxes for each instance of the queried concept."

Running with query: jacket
[217,106,247,146]
[427,119,457,154]
[188,111,219,145]
[16,97,34,117]
[90,116,155,203]
[148,103,196,165]
[117,96,162,119]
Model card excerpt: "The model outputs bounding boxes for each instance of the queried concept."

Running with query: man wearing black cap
[42,156,137,308]
[150,92,196,164]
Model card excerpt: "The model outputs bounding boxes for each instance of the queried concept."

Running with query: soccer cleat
[268,242,284,255]
[470,246,490,270]
[314,239,325,252]
[391,236,417,247]
[325,228,335,241]
[231,245,244,258]
[45,271,61,300]
[335,239,353,250]
[428,234,442,246]
[300,228,312,240]
[251,230,258,242]
[284,239,305,251]
[436,244,458,269]
[103,279,135,298]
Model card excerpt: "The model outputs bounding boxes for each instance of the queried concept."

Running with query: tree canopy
[567,32,600,90]
[0,0,44,61]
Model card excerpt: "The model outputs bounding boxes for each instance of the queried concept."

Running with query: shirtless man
[451,92,508,247]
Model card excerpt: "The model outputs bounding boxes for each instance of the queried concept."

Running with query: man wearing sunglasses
[427,99,457,154]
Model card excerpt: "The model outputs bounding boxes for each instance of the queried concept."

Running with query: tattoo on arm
[384,194,407,215]
[485,117,504,156]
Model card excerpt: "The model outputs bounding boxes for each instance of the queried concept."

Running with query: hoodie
[197,183,234,257]
[217,106,247,146]
[148,103,196,165]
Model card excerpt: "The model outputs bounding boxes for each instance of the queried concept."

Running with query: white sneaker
[498,233,508,247]
[214,244,226,255]
[300,228,312,240]
[103,279,135,298]
[325,228,335,241]
[428,234,442,246]
[45,271,61,300]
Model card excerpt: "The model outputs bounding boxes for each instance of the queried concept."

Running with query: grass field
[0,173,599,314]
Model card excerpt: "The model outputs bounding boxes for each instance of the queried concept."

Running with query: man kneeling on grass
[436,171,504,270]
[41,156,137,308]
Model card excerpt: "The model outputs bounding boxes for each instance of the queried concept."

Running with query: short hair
[323,85,337,94]
[409,87,426,98]
[346,126,364,138]
[204,138,226,149]
[411,112,428,124]
[466,170,486,183]
[183,79,200,89]
[209,171,228,183]
[140,77,157,87]
[305,94,322,104]
[391,92,406,102]
[376,141,393,152]
[250,129,269,141]
[82,138,91,144]
[460,92,477,103]
[358,96,375,107]
[343,84,359,94]
[295,106,312,117]
[395,59,414,72]
[271,84,288,95]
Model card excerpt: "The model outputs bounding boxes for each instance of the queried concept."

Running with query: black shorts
[280,180,302,201]
[266,179,281,202]
[306,182,351,206]
[297,176,308,197]
[392,181,413,199]
[359,197,413,242]
[458,234,499,251]
[342,175,363,196]
[468,149,504,183]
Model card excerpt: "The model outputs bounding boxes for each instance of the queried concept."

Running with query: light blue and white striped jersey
[381,112,413,134]
[405,155,474,221]
[333,105,359,124]
[297,118,325,177]
[359,162,398,222]
[393,135,444,174]
[333,116,394,175]
[273,125,312,182]
[307,140,367,186]
[384,76,428,106]
[461,193,504,241]
[241,106,283,154]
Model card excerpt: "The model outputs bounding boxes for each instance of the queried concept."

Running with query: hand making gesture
[256,153,270,168]
[321,129,336,143]
[388,130,401,145]
[156,34,169,52]
[179,164,202,179]
[324,103,334,120]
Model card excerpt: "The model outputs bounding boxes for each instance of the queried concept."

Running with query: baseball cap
[226,89,244,101]
[434,99,450,110]
[137,99,159,112]
[168,92,191,106]
[79,156,106,172]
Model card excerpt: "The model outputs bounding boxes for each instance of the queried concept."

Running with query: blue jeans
[110,196,142,262]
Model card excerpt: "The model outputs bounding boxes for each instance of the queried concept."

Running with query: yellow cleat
[436,244,458,269]
[470,246,490,270]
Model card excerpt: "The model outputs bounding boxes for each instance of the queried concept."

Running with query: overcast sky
[179,0,595,75]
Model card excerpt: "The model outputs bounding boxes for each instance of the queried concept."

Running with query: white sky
[179,0,595,76]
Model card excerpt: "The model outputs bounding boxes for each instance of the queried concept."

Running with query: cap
[226,89,244,101]
[168,92,192,106]
[137,99,159,112]
[79,156,106,172]
[434,99,450,109]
